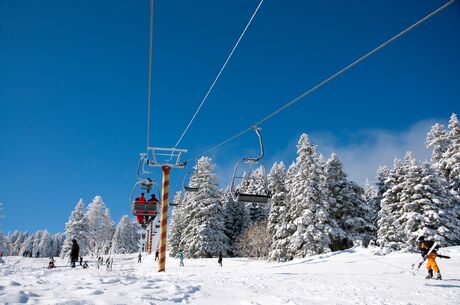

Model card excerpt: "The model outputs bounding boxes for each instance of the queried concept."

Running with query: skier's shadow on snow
[425,280,460,289]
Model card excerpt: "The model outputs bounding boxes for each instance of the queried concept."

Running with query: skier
[79,256,83,266]
[155,249,159,261]
[418,236,442,280]
[135,193,147,226]
[48,257,55,269]
[178,249,184,267]
[218,251,223,267]
[138,253,142,263]
[70,239,80,268]
[145,194,159,224]
[36,251,40,258]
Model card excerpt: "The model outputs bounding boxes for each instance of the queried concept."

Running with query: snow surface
[1,247,459,305]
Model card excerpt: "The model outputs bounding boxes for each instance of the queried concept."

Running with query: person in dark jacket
[70,239,80,268]
[218,251,223,267]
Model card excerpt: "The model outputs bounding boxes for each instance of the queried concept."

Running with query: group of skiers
[21,250,39,258]
[134,192,159,227]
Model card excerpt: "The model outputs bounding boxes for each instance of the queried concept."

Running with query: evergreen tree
[85,196,110,256]
[266,162,291,261]
[426,122,450,176]
[286,134,337,257]
[37,230,52,257]
[444,113,460,192]
[222,188,248,256]
[169,191,186,257]
[180,157,229,258]
[377,158,406,250]
[364,180,379,242]
[100,208,116,254]
[61,199,90,258]
[326,154,376,248]
[398,157,460,250]
[111,215,139,254]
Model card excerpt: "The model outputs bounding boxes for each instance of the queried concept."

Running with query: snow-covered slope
[1,246,459,305]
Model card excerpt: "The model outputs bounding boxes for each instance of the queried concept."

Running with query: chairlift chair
[230,126,271,203]
[183,171,199,192]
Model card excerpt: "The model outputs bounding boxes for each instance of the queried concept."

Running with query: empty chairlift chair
[230,126,271,204]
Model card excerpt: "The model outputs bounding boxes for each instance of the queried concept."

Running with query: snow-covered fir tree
[398,154,460,250]
[221,187,248,256]
[169,191,186,257]
[245,166,271,224]
[426,122,450,175]
[444,113,460,192]
[110,215,139,254]
[286,134,338,257]
[376,158,407,250]
[61,199,90,258]
[266,162,291,261]
[86,196,114,256]
[36,230,52,257]
[363,180,379,242]
[325,153,375,248]
[180,156,229,258]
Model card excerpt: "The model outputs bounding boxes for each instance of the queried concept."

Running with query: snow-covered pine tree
[50,232,65,257]
[86,196,111,256]
[364,180,379,243]
[245,166,271,224]
[61,199,90,258]
[169,191,186,257]
[31,230,44,257]
[6,231,21,256]
[221,187,248,256]
[100,208,116,255]
[286,134,338,257]
[180,156,229,258]
[325,153,375,248]
[398,154,460,250]
[37,230,52,258]
[19,235,33,257]
[110,215,139,254]
[266,162,291,261]
[426,122,450,177]
[443,113,460,192]
[376,158,406,250]
[14,232,28,256]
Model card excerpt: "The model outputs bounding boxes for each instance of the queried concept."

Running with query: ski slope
[1,246,459,305]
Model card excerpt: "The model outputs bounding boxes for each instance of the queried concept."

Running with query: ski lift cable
[187,0,457,161]
[146,0,154,151]
[172,0,265,150]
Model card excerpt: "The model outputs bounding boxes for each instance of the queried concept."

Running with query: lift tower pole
[145,147,187,272]
[158,165,171,272]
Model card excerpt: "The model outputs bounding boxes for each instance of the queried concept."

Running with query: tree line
[169,114,460,260]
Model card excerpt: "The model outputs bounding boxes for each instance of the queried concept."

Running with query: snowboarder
[178,250,184,267]
[138,253,142,263]
[418,236,442,280]
[70,239,80,268]
[155,249,159,261]
[218,251,223,267]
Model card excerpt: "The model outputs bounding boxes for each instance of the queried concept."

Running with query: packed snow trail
[1,247,459,305]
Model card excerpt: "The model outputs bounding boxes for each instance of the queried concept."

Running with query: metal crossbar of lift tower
[146,147,188,168]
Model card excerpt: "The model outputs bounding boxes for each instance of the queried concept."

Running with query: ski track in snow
[1,247,459,305]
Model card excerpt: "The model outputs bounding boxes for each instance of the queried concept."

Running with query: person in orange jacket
[135,193,147,225]
[418,236,442,280]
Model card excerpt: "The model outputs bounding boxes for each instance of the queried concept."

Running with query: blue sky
[1,0,459,234]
